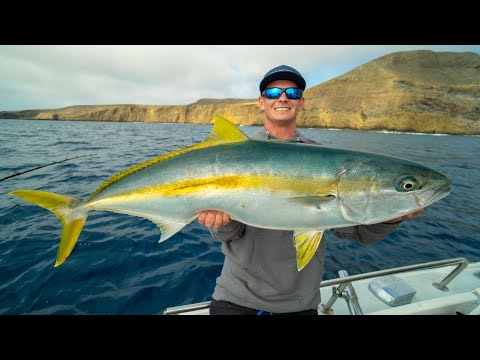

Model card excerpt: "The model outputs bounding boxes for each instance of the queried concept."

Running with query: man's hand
[198,210,231,228]
[383,208,425,224]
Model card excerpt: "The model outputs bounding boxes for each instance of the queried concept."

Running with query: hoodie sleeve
[208,220,246,243]
[331,222,402,244]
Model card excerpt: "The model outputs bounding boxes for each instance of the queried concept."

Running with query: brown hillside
[300,50,480,134]
[1,50,479,135]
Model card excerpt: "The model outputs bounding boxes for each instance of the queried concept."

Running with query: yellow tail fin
[9,190,88,267]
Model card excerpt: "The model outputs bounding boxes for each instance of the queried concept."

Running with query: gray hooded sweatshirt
[209,127,402,313]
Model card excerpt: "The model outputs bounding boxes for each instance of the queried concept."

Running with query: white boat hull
[163,258,480,315]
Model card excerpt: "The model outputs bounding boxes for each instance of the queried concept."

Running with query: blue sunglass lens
[264,88,283,99]
[285,88,303,99]
[264,87,302,100]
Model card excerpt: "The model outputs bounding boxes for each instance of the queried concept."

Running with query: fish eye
[396,176,417,192]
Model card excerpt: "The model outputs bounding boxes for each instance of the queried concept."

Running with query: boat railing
[163,257,469,315]
[319,257,469,314]
[337,269,363,315]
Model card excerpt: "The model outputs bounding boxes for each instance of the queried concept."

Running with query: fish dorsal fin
[89,114,249,200]
[205,114,250,143]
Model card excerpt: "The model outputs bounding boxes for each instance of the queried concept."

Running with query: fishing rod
[0,154,94,182]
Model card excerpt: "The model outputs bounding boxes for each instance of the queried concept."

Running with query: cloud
[1,45,479,110]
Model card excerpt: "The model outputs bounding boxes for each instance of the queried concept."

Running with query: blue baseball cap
[259,65,306,93]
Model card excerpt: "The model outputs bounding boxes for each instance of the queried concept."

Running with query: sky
[1,45,479,111]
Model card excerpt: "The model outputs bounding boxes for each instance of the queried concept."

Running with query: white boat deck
[163,258,480,315]
[319,260,480,315]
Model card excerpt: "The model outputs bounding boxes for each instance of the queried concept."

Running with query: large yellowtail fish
[9,115,451,270]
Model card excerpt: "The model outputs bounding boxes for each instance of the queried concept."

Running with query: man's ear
[298,97,305,111]
[258,96,265,110]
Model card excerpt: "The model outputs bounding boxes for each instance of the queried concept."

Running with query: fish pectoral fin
[293,230,324,271]
[287,195,336,210]
[147,216,191,243]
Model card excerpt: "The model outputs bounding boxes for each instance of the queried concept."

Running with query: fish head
[336,154,452,224]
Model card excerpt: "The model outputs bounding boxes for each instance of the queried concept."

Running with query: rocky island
[1,50,479,135]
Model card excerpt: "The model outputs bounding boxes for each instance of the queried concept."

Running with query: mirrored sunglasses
[262,87,303,100]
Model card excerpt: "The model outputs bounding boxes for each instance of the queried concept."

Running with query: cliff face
[21,103,264,126]
[299,50,480,134]
[2,50,479,135]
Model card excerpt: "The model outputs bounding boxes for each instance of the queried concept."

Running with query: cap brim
[259,73,306,93]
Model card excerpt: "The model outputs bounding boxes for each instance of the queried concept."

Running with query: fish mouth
[415,181,451,207]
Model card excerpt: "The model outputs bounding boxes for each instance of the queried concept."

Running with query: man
[198,65,424,315]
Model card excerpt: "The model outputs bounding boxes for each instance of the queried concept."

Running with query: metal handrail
[320,257,469,289]
[319,257,469,314]
[338,270,363,315]
[163,257,470,315]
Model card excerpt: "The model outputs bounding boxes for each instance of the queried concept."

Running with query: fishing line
[27,263,56,314]
[0,154,95,182]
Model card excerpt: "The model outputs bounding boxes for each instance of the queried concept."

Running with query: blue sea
[1,118,479,315]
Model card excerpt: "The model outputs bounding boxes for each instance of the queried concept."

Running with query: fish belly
[91,189,348,230]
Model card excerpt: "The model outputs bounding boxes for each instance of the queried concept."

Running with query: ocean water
[0,118,479,315]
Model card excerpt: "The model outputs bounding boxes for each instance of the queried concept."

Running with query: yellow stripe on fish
[89,174,338,206]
